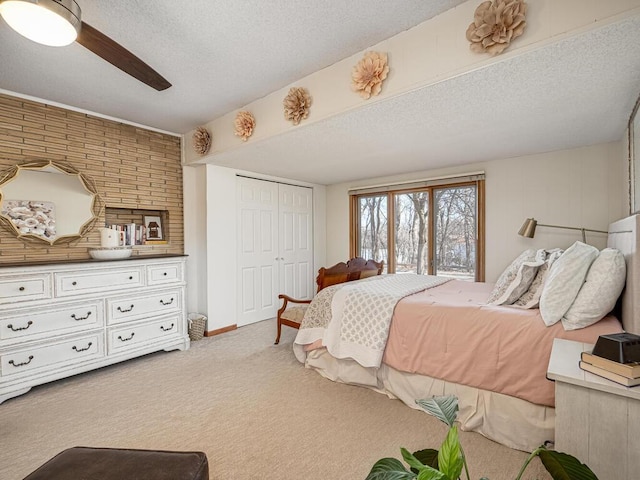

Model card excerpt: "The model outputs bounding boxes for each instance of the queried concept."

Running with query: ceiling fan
[0,0,171,91]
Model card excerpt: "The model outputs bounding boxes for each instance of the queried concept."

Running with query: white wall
[326,141,626,282]
[184,164,326,331]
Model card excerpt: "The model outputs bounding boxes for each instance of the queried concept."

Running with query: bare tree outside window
[353,180,482,280]
[395,192,429,274]
[434,186,476,280]
[358,195,388,268]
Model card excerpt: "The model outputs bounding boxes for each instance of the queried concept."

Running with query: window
[350,176,484,281]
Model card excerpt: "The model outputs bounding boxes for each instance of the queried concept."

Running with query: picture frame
[630,98,640,214]
[143,215,164,241]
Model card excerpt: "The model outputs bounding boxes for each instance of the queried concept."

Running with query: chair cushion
[24,447,209,480]
[280,305,308,323]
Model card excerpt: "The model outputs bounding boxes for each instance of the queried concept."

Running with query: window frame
[349,179,485,281]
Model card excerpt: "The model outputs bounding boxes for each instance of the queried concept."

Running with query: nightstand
[547,338,640,480]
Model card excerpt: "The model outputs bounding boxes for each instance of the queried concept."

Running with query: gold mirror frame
[0,160,104,245]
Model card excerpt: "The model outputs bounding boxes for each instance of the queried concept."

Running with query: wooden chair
[274,257,383,344]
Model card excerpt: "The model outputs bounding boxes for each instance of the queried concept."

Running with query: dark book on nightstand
[579,361,640,387]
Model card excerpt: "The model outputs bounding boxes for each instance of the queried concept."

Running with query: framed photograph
[630,100,640,214]
[143,215,164,241]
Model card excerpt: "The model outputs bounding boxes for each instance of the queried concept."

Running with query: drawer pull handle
[7,321,33,332]
[163,272,168,276]
[117,333,135,342]
[9,355,34,367]
[128,276,133,280]
[160,323,175,332]
[72,281,77,286]
[71,312,92,321]
[19,286,25,291]
[160,298,174,306]
[117,305,135,313]
[72,342,93,353]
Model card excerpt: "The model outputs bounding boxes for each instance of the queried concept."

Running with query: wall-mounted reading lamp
[518,218,608,243]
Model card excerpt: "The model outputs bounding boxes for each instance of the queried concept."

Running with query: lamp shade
[518,218,537,238]
[0,0,81,47]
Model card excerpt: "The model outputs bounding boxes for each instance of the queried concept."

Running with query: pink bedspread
[382,280,623,407]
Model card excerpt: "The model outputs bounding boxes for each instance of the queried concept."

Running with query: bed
[293,214,640,452]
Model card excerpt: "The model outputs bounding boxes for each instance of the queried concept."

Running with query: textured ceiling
[1,2,639,186]
[0,0,466,133]
[210,14,640,184]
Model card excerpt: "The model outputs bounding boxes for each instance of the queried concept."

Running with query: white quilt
[293,274,450,368]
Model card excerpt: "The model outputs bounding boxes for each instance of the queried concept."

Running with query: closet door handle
[7,321,33,332]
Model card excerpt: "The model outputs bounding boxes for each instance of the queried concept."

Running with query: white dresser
[0,255,189,404]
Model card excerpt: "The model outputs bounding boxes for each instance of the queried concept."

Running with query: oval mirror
[0,160,102,245]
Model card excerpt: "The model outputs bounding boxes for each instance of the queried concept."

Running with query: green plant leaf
[365,458,417,480]
[538,450,599,480]
[402,447,428,472]
[437,426,464,480]
[412,448,439,472]
[416,396,459,427]
[416,468,448,480]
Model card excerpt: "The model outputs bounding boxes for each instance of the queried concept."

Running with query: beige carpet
[0,319,551,479]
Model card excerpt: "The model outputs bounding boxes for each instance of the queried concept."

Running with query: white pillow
[513,249,563,309]
[486,249,537,305]
[562,248,626,330]
[539,241,599,326]
[489,249,545,305]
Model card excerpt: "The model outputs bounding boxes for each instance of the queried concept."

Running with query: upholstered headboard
[608,214,640,334]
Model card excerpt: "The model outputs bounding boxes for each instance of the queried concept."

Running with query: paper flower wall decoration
[234,111,256,142]
[351,51,390,99]
[466,0,527,56]
[283,87,312,125]
[193,126,212,155]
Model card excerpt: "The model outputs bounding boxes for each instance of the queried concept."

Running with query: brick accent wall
[0,93,183,263]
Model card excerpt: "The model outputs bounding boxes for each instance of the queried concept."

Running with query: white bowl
[89,247,132,260]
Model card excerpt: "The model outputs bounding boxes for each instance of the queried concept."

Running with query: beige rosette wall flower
[234,111,255,142]
[466,0,527,56]
[283,87,312,125]
[193,126,211,155]
[351,51,389,99]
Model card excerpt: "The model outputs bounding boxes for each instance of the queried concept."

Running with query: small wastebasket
[187,313,207,341]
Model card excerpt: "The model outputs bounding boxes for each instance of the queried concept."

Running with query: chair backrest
[316,257,384,292]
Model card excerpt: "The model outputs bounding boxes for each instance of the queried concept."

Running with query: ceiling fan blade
[76,21,171,91]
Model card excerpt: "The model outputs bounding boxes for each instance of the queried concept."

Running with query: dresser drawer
[0,300,104,346]
[55,267,144,297]
[0,274,51,305]
[147,262,183,285]
[107,315,182,354]
[1,333,103,379]
[107,289,182,325]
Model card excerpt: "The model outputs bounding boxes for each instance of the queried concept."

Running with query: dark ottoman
[24,446,209,480]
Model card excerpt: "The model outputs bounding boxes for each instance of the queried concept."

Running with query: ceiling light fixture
[0,0,81,47]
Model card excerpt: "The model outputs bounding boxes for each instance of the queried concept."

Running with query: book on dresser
[580,351,640,378]
[578,361,640,387]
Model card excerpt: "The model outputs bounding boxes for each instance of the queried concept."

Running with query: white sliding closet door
[237,177,313,327]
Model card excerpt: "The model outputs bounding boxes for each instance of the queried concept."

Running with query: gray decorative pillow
[489,249,545,305]
[486,249,537,305]
[562,248,626,330]
[513,249,563,309]
[539,241,599,326]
